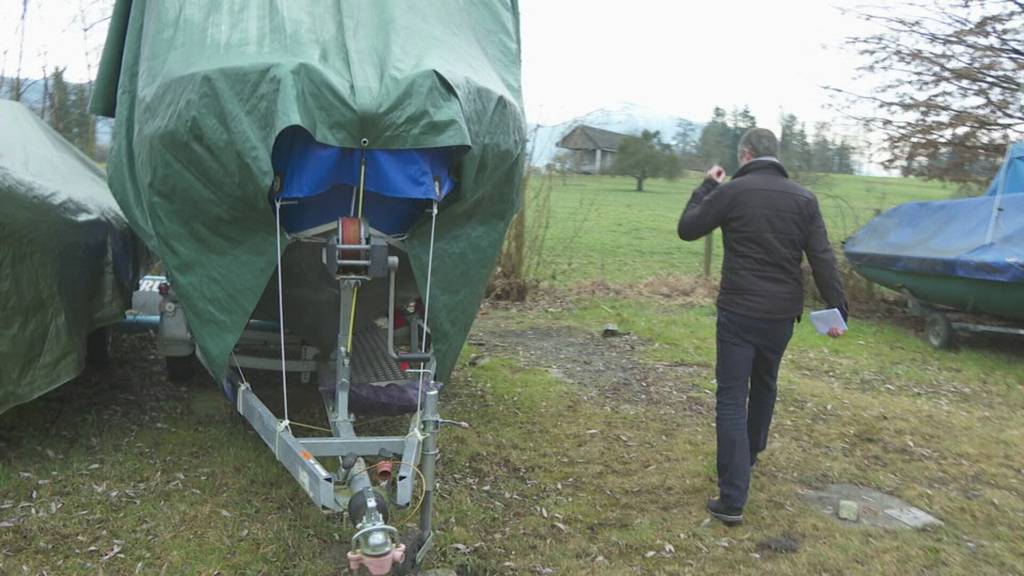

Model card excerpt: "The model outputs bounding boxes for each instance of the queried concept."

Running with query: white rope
[274,199,291,428]
[415,200,440,418]
[274,419,290,459]
[231,351,249,385]
[984,144,1012,245]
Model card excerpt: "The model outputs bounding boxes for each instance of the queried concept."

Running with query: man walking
[678,128,848,525]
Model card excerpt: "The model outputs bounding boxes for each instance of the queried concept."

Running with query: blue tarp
[985,142,1024,197]
[271,126,460,235]
[845,142,1024,284]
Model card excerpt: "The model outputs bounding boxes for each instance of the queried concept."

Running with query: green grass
[2,171,1021,575]
[0,350,345,575]
[442,302,1024,574]
[4,311,1021,574]
[529,172,955,285]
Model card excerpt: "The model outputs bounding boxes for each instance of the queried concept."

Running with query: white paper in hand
[809,308,848,335]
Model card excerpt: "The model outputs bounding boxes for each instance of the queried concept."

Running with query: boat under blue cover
[844,143,1024,320]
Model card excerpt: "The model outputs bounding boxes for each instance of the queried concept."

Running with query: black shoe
[706,497,744,525]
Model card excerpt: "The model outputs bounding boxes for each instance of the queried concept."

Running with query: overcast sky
[519,0,880,133]
[2,0,879,136]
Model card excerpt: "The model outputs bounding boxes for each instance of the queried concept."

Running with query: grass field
[2,173,1022,575]
[527,172,955,285]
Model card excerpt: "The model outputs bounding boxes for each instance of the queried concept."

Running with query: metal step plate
[351,325,406,385]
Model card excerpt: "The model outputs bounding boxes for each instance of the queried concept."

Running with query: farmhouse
[556,124,627,174]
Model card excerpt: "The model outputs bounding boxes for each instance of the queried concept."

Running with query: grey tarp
[90,0,525,383]
[0,100,140,415]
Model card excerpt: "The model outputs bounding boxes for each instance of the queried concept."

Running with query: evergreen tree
[44,67,96,157]
[698,107,733,171]
[728,106,758,171]
[47,67,72,138]
[810,122,834,173]
[779,113,811,172]
[834,140,856,174]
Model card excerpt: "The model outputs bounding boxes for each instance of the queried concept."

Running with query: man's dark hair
[738,128,779,159]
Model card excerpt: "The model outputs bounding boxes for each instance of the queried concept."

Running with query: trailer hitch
[346,490,405,575]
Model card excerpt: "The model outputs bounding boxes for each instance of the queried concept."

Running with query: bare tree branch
[13,0,29,101]
[829,0,1024,186]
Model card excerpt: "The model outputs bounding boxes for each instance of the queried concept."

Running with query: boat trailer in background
[903,292,1024,350]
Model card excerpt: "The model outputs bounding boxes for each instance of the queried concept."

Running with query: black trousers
[715,308,794,509]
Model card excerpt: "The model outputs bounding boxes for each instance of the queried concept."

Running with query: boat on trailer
[0,100,144,417]
[93,2,525,573]
[844,142,1024,348]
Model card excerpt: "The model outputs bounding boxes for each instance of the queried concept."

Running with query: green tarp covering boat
[91,0,526,383]
[0,100,142,415]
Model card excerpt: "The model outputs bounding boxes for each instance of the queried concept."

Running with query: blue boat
[844,143,1024,346]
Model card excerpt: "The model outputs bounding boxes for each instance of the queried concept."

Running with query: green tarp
[92,1,525,382]
[0,100,139,415]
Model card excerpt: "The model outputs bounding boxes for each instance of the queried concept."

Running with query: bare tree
[68,0,114,156]
[11,0,30,101]
[829,0,1024,186]
[76,0,114,92]
[0,48,8,94]
[40,59,48,119]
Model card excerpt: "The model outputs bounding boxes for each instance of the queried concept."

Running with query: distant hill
[0,76,113,147]
[527,102,704,167]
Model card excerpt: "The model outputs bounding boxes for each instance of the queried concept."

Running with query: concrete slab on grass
[798,484,943,530]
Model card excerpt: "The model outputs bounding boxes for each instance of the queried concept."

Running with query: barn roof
[557,124,627,152]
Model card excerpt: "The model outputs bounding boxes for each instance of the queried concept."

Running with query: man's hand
[706,165,726,183]
[827,327,845,338]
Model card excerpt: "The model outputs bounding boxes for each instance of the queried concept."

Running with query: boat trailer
[120,213,457,575]
[904,292,1024,349]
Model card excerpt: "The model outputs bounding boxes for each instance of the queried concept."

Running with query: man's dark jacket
[678,158,848,320]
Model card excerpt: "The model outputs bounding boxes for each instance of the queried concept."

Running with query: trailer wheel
[85,327,112,367]
[926,312,955,349]
[165,354,196,382]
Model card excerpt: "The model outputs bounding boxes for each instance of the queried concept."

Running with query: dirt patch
[469,318,711,411]
[756,535,801,554]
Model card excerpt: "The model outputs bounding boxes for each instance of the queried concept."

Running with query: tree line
[604,1,1021,192]
[609,107,858,191]
[1,68,100,160]
[681,107,857,176]
[0,0,109,161]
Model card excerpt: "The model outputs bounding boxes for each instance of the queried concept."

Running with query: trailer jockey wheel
[926,312,955,349]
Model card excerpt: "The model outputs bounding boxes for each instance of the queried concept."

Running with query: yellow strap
[347,147,368,351]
